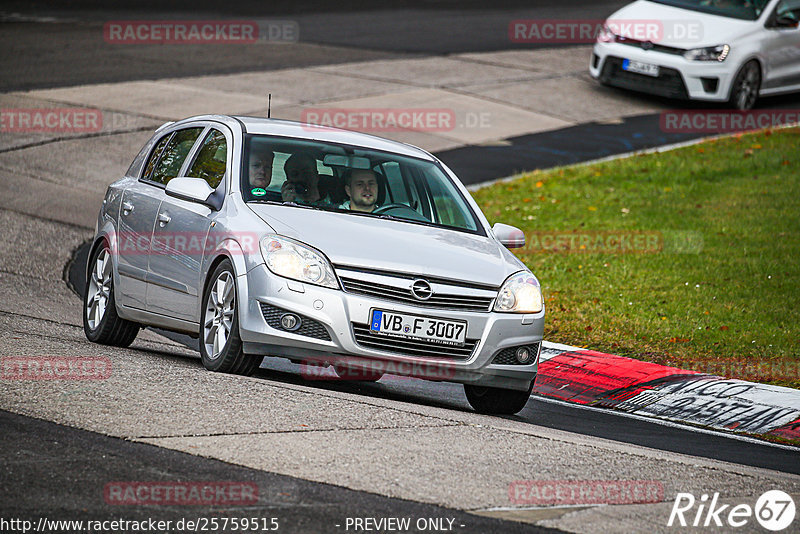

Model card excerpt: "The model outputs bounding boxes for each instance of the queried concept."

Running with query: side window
[187,129,227,189]
[778,0,800,20]
[142,134,171,180]
[150,127,203,186]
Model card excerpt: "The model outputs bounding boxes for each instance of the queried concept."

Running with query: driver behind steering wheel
[340,169,380,213]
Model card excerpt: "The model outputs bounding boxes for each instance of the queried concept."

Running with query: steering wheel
[372,203,430,222]
[373,203,410,214]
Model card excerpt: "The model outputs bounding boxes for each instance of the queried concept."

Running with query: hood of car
[248,204,525,287]
[609,0,757,49]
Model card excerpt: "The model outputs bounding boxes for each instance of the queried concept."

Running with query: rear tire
[199,259,260,376]
[728,60,761,111]
[464,383,533,415]
[83,241,140,347]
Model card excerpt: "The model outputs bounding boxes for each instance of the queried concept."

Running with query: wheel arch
[727,56,764,101]
[199,238,251,330]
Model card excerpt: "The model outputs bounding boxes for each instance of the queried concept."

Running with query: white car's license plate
[369,309,467,347]
[622,59,660,77]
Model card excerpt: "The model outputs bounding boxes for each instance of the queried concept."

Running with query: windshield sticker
[251,187,267,196]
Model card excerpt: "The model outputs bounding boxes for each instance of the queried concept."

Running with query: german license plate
[369,309,467,347]
[622,58,660,77]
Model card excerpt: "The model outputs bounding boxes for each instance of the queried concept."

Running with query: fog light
[280,313,301,331]
[515,346,533,364]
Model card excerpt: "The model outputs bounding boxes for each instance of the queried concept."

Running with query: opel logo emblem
[410,279,433,300]
[641,41,654,50]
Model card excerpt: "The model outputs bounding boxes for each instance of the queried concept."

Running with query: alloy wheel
[203,271,235,359]
[85,248,112,330]
[734,62,760,110]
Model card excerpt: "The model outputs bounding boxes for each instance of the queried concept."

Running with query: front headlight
[596,24,617,43]
[494,271,543,313]
[683,44,730,62]
[260,235,339,289]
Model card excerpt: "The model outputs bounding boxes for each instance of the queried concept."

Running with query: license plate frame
[369,309,467,347]
[622,58,660,77]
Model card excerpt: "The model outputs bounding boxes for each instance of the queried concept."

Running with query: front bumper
[591,41,736,102]
[238,265,544,391]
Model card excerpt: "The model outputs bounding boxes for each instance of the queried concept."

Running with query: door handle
[122,201,134,214]
[157,213,171,226]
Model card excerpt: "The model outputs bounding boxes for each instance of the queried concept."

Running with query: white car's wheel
[200,259,260,375]
[83,241,140,346]
[729,60,761,111]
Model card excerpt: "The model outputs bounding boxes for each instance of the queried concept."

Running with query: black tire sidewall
[729,60,761,111]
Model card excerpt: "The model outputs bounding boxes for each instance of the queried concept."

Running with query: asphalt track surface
[1,410,560,533]
[4,1,800,530]
[65,245,800,476]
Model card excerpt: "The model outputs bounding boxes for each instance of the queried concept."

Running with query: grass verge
[471,127,800,390]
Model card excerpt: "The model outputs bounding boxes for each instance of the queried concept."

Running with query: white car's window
[242,135,481,234]
[650,0,771,20]
[775,0,800,21]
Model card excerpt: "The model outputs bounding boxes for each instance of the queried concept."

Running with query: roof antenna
[267,93,271,119]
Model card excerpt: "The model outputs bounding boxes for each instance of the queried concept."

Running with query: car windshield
[648,0,770,20]
[241,134,481,233]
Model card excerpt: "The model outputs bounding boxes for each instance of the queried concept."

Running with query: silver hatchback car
[84,115,545,414]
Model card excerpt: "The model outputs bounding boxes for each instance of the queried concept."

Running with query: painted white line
[533,394,800,452]
[0,12,67,23]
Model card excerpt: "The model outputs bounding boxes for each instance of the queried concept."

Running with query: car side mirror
[493,223,525,248]
[165,177,222,210]
[773,16,799,28]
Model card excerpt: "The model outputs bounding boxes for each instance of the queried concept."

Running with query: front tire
[464,383,533,415]
[729,60,761,111]
[83,241,140,347]
[200,259,260,376]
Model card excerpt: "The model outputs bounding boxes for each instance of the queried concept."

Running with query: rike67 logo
[668,490,795,531]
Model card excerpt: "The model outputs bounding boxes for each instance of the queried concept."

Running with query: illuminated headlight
[683,44,730,62]
[260,235,339,289]
[596,24,617,43]
[494,271,543,313]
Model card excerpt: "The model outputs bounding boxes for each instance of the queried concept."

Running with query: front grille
[340,276,494,313]
[600,56,688,99]
[351,323,478,361]
[259,303,331,341]
[492,343,541,366]
[615,36,685,56]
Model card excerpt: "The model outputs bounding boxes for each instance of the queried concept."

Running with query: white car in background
[590,0,800,109]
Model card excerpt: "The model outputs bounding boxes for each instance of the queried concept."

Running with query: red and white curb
[534,341,800,443]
